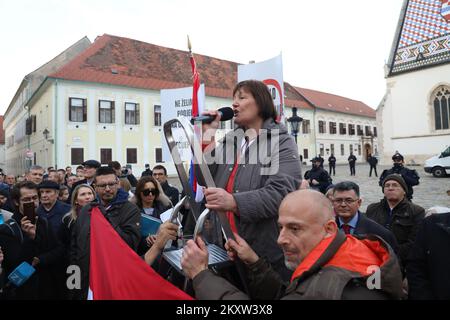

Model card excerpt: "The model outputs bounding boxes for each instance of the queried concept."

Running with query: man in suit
[331,181,398,252]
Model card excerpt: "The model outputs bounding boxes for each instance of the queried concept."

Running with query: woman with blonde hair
[62,184,96,229]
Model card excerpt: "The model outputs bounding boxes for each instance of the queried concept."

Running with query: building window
[318,120,326,134]
[357,125,363,136]
[99,100,115,123]
[365,125,372,136]
[125,102,140,125]
[303,149,309,160]
[358,144,361,156]
[339,123,347,135]
[433,86,450,130]
[341,144,345,156]
[100,148,112,165]
[329,122,337,134]
[71,148,84,165]
[69,98,87,122]
[373,126,378,137]
[220,121,226,130]
[155,148,163,163]
[330,144,335,155]
[302,119,310,134]
[126,148,137,164]
[154,105,162,126]
[349,144,353,154]
[320,144,324,156]
[348,124,355,135]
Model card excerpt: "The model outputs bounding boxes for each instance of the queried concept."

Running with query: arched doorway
[364,143,372,161]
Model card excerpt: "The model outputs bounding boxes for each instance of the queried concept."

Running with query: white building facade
[378,0,450,165]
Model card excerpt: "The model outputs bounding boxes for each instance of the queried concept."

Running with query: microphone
[190,107,234,124]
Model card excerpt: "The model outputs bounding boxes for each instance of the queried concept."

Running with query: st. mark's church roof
[387,0,450,76]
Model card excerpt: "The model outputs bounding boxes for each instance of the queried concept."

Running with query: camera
[121,168,129,175]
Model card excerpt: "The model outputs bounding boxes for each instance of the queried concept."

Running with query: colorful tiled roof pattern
[390,0,450,75]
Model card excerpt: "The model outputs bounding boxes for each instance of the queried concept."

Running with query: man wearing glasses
[332,181,398,253]
[70,166,140,299]
[367,174,425,268]
[152,165,179,206]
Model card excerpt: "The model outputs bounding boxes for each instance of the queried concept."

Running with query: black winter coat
[0,214,63,299]
[304,167,331,194]
[407,212,450,300]
[70,190,140,299]
[366,198,425,266]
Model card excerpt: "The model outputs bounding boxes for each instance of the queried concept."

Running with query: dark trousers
[369,165,378,177]
[329,164,335,176]
[349,164,356,175]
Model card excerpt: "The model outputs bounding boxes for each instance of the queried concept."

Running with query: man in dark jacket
[304,157,332,194]
[366,174,425,268]
[141,164,152,177]
[317,154,325,168]
[36,180,71,234]
[348,152,357,176]
[0,181,63,299]
[328,154,336,176]
[331,181,398,252]
[70,166,140,300]
[379,152,419,201]
[152,165,179,206]
[368,153,378,177]
[407,211,450,300]
[181,189,404,300]
[72,159,100,189]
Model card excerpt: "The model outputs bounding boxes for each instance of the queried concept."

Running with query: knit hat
[382,174,407,193]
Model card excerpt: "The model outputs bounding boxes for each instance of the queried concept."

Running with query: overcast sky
[0,0,404,115]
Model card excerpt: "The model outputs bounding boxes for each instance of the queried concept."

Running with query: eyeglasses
[332,198,359,205]
[95,181,118,189]
[142,188,158,196]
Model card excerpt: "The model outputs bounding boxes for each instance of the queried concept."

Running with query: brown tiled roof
[294,87,376,118]
[50,34,239,99]
[284,82,314,110]
[0,116,5,144]
[49,34,315,112]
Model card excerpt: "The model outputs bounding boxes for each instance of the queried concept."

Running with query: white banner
[238,54,284,121]
[161,84,205,162]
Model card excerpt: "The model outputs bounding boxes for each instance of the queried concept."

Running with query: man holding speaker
[192,80,302,282]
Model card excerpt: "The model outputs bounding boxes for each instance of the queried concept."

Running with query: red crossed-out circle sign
[263,79,283,122]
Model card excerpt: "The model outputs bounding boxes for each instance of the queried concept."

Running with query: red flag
[189,45,200,118]
[188,36,201,196]
[89,207,193,300]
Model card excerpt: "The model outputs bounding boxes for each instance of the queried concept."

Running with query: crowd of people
[0,80,448,300]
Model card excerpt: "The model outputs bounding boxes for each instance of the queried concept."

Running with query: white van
[424,146,450,177]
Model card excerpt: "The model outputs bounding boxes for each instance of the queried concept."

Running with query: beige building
[3,37,92,175]
[295,87,378,166]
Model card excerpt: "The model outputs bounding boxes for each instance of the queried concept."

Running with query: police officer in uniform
[379,152,420,201]
[304,157,332,194]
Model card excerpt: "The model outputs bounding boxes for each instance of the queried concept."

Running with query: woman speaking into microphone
[197,79,301,280]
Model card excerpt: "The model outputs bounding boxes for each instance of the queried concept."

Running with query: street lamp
[287,107,302,145]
